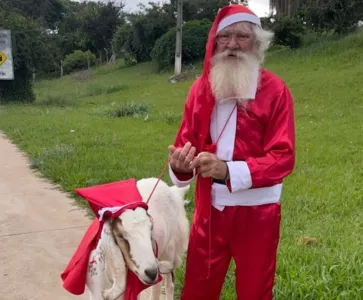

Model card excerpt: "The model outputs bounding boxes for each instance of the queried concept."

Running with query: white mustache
[216,50,248,59]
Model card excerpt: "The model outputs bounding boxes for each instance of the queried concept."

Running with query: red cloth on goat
[60,178,162,299]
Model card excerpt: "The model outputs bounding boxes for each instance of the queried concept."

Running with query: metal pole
[174,0,183,75]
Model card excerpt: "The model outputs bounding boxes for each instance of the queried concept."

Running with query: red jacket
[172,5,295,220]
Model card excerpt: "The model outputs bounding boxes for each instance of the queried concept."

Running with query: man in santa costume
[168,4,295,300]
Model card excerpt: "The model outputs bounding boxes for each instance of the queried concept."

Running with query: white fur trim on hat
[217,12,261,33]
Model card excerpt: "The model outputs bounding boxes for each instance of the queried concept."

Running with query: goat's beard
[209,50,260,105]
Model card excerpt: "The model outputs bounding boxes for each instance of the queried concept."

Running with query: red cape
[61,178,162,299]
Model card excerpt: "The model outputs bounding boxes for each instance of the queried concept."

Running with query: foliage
[299,0,363,35]
[112,0,248,64]
[113,3,175,63]
[0,67,35,104]
[0,0,65,29]
[94,102,150,118]
[272,17,306,49]
[63,50,97,75]
[0,10,52,103]
[76,1,124,62]
[269,0,302,18]
[168,0,247,22]
[151,19,212,70]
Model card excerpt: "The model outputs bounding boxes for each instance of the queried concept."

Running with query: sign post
[0,29,14,80]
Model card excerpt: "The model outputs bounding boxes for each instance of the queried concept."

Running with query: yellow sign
[0,52,7,66]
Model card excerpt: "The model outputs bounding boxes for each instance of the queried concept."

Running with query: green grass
[1,30,363,299]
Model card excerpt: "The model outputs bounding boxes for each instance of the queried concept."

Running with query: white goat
[85,177,190,300]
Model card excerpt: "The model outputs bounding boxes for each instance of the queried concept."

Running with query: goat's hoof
[102,288,123,300]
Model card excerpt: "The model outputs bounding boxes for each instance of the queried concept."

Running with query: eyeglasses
[215,32,252,45]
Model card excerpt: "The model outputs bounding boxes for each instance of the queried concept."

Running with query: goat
[85,177,190,300]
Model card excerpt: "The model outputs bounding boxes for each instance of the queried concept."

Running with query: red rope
[146,157,170,204]
[146,103,237,206]
[215,103,237,145]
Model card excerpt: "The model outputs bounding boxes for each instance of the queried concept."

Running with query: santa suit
[169,4,295,300]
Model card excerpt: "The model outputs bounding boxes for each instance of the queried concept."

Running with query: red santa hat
[216,4,261,33]
[61,178,162,299]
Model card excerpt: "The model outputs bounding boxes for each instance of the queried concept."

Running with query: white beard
[209,50,260,104]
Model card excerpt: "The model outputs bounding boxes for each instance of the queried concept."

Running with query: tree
[0,11,52,102]
[269,0,302,17]
[0,0,66,29]
[300,0,363,35]
[112,2,175,62]
[77,1,124,62]
[166,0,248,22]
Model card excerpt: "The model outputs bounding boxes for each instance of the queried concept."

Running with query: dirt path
[0,133,90,300]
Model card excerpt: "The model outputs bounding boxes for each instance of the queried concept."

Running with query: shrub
[0,66,35,104]
[272,17,305,49]
[151,19,212,70]
[93,101,150,118]
[63,50,97,75]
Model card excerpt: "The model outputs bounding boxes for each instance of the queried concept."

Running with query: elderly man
[168,4,295,300]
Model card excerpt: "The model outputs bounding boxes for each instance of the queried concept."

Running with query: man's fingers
[189,155,199,169]
[185,146,196,164]
[199,165,212,178]
[168,145,176,155]
[179,142,191,161]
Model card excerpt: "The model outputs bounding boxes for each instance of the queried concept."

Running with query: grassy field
[1,30,363,299]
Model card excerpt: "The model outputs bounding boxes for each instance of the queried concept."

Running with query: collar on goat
[60,178,162,299]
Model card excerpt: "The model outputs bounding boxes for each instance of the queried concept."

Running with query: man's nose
[227,37,239,49]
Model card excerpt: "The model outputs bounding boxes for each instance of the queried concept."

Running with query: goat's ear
[110,218,123,235]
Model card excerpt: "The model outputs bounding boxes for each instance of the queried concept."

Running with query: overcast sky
[75,0,270,17]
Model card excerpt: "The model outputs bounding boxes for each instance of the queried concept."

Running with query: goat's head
[110,207,171,285]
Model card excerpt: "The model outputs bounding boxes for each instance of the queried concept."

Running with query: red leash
[146,103,237,206]
[146,157,170,204]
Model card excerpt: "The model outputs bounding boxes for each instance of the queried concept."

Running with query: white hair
[252,23,274,63]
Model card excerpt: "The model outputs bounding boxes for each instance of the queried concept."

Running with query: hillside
[1,30,362,299]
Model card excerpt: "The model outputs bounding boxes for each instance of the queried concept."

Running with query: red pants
[181,203,281,300]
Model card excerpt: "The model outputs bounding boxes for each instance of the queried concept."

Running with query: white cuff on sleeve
[168,164,195,187]
[226,161,252,192]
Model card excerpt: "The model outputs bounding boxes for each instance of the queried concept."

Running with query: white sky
[74,0,270,17]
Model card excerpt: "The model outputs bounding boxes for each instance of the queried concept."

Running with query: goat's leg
[86,249,107,300]
[149,281,163,300]
[164,271,175,300]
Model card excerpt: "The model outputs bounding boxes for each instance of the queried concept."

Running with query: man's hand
[191,152,228,180]
[168,142,196,174]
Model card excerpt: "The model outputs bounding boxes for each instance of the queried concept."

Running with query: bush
[0,11,50,103]
[0,66,35,104]
[63,50,97,75]
[93,101,150,118]
[151,19,212,70]
[272,17,305,49]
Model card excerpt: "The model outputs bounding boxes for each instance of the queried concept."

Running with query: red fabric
[173,4,295,220]
[181,203,281,300]
[61,178,162,299]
